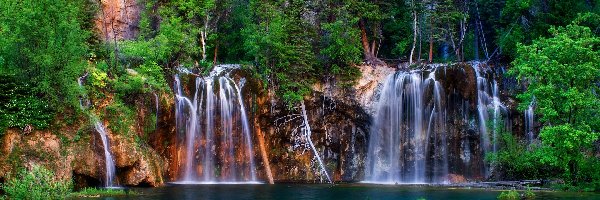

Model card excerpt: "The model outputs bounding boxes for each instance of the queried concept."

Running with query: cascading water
[78,74,118,188]
[472,63,508,177]
[93,118,118,188]
[365,63,510,184]
[525,99,535,145]
[364,69,448,184]
[300,101,332,183]
[174,65,258,184]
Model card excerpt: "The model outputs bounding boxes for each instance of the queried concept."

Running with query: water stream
[78,73,118,188]
[173,65,258,184]
[365,63,509,184]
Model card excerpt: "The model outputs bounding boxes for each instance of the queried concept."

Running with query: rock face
[149,63,527,184]
[0,92,168,188]
[0,63,526,187]
[94,0,141,41]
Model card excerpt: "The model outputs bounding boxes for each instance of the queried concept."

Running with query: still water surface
[82,184,600,200]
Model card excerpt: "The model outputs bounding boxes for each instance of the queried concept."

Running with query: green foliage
[487,133,559,180]
[497,190,519,200]
[322,18,362,67]
[0,0,90,113]
[121,16,193,65]
[90,67,109,89]
[244,0,318,105]
[1,165,72,200]
[493,0,598,59]
[510,20,600,190]
[524,189,536,199]
[105,100,135,137]
[0,75,53,133]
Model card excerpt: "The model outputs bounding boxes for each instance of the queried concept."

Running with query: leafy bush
[497,190,519,200]
[1,165,72,200]
[524,189,536,199]
[487,133,559,180]
[0,75,53,133]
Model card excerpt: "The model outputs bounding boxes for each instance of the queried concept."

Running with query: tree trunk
[255,115,274,184]
[213,43,218,65]
[359,19,373,59]
[429,36,433,63]
[201,15,210,61]
[409,10,417,64]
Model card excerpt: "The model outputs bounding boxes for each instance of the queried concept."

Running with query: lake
[79,184,600,200]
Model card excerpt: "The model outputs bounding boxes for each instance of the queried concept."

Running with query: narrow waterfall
[365,69,448,184]
[93,119,118,188]
[525,99,535,144]
[174,65,258,183]
[78,73,118,188]
[300,101,332,183]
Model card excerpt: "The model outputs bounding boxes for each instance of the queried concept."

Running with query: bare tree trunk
[201,15,210,61]
[409,9,417,64]
[429,35,433,63]
[255,116,274,184]
[418,26,422,62]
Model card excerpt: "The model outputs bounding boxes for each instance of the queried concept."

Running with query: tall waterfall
[174,65,258,184]
[472,63,508,177]
[78,73,118,188]
[365,63,509,184]
[365,69,448,184]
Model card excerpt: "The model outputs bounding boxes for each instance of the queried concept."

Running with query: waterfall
[364,63,510,184]
[78,73,118,188]
[300,101,332,183]
[365,69,448,184]
[525,99,535,145]
[93,118,118,188]
[174,65,258,184]
[472,63,508,177]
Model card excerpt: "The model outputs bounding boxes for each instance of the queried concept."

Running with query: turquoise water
[80,184,600,200]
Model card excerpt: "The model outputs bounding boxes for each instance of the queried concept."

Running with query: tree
[0,0,90,113]
[347,0,385,65]
[244,0,319,104]
[510,21,600,188]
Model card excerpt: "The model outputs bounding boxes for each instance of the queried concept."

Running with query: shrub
[69,187,128,198]
[486,133,560,180]
[524,189,536,199]
[1,165,72,200]
[497,190,519,200]
[0,75,53,134]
